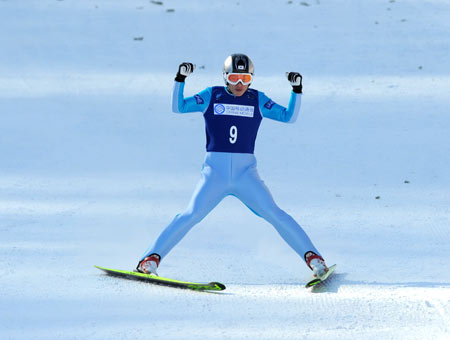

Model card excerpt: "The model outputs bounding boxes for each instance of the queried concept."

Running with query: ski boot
[136,253,160,276]
[305,251,329,277]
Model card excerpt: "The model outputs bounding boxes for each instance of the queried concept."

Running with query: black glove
[175,62,195,82]
[286,72,303,93]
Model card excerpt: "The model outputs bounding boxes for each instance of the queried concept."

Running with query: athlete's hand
[286,72,303,93]
[175,62,195,82]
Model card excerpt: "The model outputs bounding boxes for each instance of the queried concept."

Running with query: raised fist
[286,72,303,93]
[175,62,195,82]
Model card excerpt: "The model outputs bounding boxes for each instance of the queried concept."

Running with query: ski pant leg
[141,163,227,260]
[234,160,321,261]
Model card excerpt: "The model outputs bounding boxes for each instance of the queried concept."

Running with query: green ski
[305,264,337,288]
[95,265,226,292]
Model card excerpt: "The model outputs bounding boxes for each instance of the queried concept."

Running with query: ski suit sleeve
[258,91,302,124]
[172,81,212,114]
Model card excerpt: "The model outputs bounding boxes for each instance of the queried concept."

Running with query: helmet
[223,53,254,84]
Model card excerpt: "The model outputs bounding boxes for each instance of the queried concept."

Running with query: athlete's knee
[176,208,207,226]
[262,206,293,225]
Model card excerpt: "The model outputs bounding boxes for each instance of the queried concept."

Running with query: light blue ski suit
[141,81,321,264]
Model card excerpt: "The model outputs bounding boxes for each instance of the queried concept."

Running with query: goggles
[225,73,253,85]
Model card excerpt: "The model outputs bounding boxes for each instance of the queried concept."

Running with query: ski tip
[209,282,226,291]
[94,265,110,273]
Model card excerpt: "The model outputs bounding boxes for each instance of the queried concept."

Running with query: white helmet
[223,53,254,85]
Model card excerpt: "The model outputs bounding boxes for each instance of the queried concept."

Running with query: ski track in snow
[1,0,450,339]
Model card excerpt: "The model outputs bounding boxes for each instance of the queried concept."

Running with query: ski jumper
[141,81,321,264]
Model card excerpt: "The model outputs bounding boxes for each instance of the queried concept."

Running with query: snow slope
[1,0,449,339]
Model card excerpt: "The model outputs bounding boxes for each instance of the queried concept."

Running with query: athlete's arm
[258,72,303,123]
[258,91,302,124]
[172,82,211,113]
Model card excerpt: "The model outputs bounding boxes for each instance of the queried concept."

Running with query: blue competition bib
[203,87,262,154]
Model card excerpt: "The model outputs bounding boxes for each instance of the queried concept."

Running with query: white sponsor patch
[213,103,254,118]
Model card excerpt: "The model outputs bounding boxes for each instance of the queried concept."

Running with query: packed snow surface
[1,0,449,339]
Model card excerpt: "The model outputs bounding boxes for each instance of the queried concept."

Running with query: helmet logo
[238,65,245,70]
